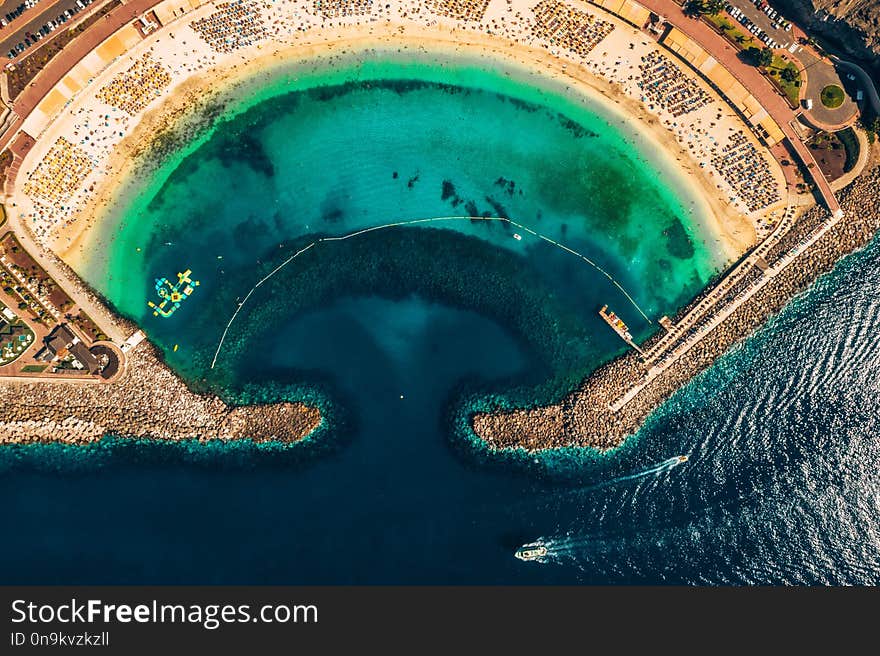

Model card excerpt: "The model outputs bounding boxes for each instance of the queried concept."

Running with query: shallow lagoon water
[3,52,876,584]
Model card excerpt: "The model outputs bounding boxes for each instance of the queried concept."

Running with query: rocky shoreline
[473,165,880,452]
[0,341,322,445]
[5,160,876,451]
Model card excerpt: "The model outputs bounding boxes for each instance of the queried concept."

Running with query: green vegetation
[696,0,726,14]
[747,47,774,68]
[765,55,802,107]
[0,302,35,366]
[71,311,108,342]
[836,127,860,173]
[21,364,47,373]
[820,84,845,109]
[860,113,880,143]
[704,13,758,50]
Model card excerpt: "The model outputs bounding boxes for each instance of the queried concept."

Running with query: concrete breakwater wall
[473,166,880,452]
[0,343,321,445]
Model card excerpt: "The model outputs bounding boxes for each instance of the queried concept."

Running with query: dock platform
[599,305,645,356]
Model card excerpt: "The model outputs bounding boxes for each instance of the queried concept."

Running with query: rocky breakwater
[0,343,322,445]
[473,165,880,453]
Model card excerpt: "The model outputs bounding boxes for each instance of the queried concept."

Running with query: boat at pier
[598,305,645,356]
[599,304,633,341]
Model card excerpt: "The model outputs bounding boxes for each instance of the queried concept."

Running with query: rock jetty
[0,342,321,445]
[474,165,880,452]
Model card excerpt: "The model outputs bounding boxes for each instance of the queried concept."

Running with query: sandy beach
[5,0,786,274]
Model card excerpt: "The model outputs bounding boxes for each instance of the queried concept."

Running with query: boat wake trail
[606,455,687,483]
[515,456,688,564]
[569,455,688,496]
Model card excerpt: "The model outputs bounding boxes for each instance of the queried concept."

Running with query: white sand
[6,0,789,269]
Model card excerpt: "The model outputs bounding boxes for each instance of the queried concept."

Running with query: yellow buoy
[173,344,179,352]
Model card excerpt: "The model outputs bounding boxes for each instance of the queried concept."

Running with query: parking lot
[0,0,101,64]
[726,0,796,51]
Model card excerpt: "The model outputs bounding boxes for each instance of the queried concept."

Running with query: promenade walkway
[0,0,159,154]
[4,211,128,344]
[612,200,842,411]
[635,0,841,216]
[0,0,157,348]
[0,0,853,377]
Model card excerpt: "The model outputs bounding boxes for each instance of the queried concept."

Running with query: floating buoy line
[209,215,651,369]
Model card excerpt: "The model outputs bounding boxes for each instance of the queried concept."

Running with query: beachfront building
[35,323,102,375]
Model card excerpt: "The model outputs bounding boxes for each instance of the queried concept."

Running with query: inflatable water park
[148,269,200,318]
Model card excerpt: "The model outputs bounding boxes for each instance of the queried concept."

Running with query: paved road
[0,0,157,154]
[727,0,794,49]
[0,0,94,63]
[0,0,158,342]
[614,197,841,411]
[795,43,858,128]
[6,208,128,343]
[638,0,841,213]
[831,54,880,117]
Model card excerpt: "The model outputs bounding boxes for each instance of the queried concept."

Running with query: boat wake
[597,455,686,486]
[514,456,689,564]
[514,534,596,564]
[564,454,689,498]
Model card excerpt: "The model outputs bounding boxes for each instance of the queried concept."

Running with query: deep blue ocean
[1,52,878,585]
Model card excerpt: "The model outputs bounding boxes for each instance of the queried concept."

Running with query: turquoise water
[3,50,877,585]
[79,50,725,402]
[0,50,767,584]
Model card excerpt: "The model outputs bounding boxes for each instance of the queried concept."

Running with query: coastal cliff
[776,0,880,65]
[0,342,322,445]
[473,165,880,452]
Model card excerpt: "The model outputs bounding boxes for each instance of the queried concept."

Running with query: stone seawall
[473,166,880,452]
[0,342,322,445]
